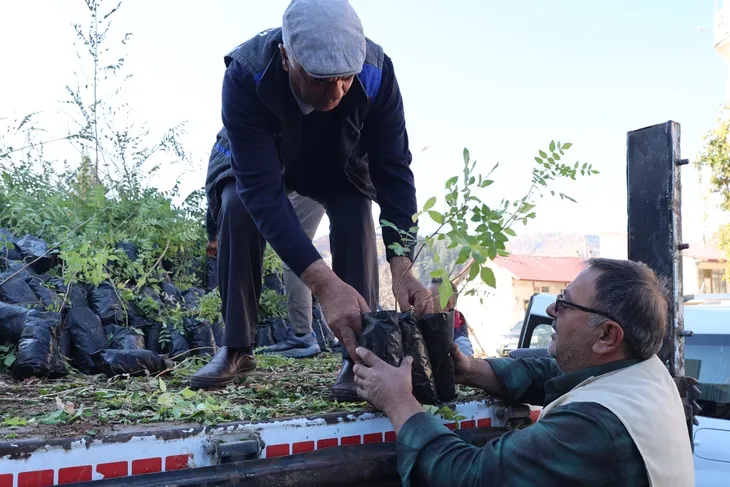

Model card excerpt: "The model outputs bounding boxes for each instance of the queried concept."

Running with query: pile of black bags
[0,231,227,379]
[0,229,337,381]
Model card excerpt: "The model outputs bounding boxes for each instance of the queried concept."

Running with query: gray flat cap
[282,0,366,78]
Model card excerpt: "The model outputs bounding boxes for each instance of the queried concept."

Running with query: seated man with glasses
[352,258,695,486]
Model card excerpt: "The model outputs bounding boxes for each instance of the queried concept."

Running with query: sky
[1,0,728,243]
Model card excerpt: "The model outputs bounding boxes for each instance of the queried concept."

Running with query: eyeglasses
[555,294,620,325]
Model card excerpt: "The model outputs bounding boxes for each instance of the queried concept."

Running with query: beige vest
[539,355,695,487]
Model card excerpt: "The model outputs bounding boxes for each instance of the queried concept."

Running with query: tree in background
[695,106,730,281]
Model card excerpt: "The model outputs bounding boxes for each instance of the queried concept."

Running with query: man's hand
[391,256,434,317]
[353,347,423,433]
[302,260,370,362]
[451,343,507,395]
[451,343,474,385]
[206,239,218,258]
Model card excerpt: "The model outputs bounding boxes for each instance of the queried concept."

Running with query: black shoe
[331,358,362,402]
[189,346,256,390]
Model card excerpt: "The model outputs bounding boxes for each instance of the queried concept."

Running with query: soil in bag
[359,311,403,368]
[90,282,125,325]
[104,324,145,350]
[11,310,68,380]
[184,317,216,357]
[0,301,29,343]
[16,235,55,274]
[418,312,457,402]
[162,323,191,360]
[255,322,275,348]
[141,322,164,354]
[399,312,438,405]
[0,270,39,306]
[68,306,107,374]
[267,317,293,344]
[93,349,170,377]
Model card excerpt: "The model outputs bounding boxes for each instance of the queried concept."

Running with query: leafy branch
[384,141,598,309]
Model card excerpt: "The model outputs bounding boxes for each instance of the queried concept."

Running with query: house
[682,235,728,295]
[456,255,586,358]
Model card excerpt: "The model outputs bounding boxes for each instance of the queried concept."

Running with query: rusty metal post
[626,121,685,378]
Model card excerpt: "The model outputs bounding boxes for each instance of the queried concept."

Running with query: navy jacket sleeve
[486,357,561,406]
[221,59,321,277]
[364,55,418,261]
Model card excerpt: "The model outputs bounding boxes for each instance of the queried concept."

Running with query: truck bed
[0,352,486,441]
[1,352,528,486]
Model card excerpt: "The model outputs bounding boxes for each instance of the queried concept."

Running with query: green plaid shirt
[397,357,649,487]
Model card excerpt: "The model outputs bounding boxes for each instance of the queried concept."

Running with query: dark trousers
[217,180,379,359]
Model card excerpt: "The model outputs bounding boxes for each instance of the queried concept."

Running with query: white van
[516,293,730,486]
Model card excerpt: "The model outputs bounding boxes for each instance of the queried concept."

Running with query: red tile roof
[493,255,587,283]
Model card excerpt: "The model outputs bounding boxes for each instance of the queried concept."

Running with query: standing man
[202,128,327,363]
[191,0,432,402]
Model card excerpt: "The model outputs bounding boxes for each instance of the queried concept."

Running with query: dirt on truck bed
[0,352,484,440]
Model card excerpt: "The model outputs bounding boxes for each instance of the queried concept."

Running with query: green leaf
[539,150,548,158]
[463,148,470,165]
[534,156,543,163]
[439,278,453,310]
[562,142,573,149]
[445,176,458,188]
[479,179,493,188]
[158,378,167,392]
[468,263,480,281]
[480,266,496,288]
[3,351,16,368]
[181,387,196,399]
[456,246,471,265]
[428,211,444,224]
[430,269,444,279]
[504,227,516,237]
[549,140,556,152]
[422,196,437,212]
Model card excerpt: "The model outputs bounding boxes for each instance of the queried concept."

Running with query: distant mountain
[311,231,604,309]
[506,232,600,258]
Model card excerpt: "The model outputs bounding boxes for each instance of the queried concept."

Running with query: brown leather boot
[189,347,256,390]
[331,358,362,402]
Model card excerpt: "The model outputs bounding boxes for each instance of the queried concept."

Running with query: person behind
[202,129,327,364]
[353,258,695,486]
[191,0,433,400]
[427,277,474,357]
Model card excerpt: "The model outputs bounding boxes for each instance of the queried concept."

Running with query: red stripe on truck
[0,474,12,487]
[18,470,54,487]
[477,418,492,428]
[58,466,92,484]
[293,441,315,454]
[266,444,290,458]
[96,461,127,479]
[131,458,162,475]
[341,435,361,446]
[317,438,338,449]
[165,454,192,471]
[363,433,383,444]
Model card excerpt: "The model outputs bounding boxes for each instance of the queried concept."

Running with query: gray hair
[585,258,668,360]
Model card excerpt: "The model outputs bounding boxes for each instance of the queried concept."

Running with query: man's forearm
[385,395,423,435]
[466,358,507,396]
[300,259,339,296]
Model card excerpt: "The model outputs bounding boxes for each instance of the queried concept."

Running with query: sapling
[383,141,598,310]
